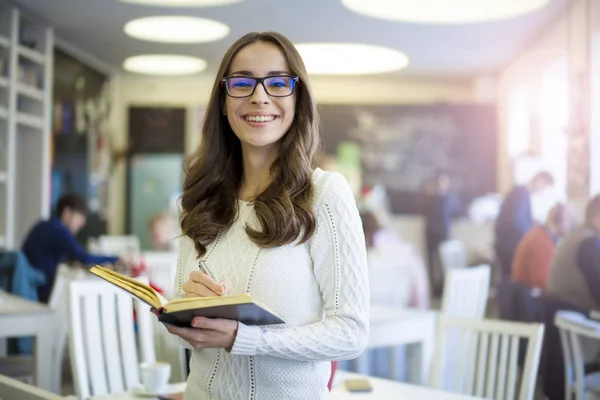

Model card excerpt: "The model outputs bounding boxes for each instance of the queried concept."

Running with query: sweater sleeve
[230,172,370,361]
[57,228,119,265]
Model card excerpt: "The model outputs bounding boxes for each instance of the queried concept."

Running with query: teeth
[245,115,275,122]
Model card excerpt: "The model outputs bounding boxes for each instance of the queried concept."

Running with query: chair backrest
[430,315,545,400]
[554,310,600,400]
[0,374,75,400]
[441,264,491,318]
[439,240,468,271]
[68,279,141,399]
[97,235,140,256]
[141,251,178,299]
[46,265,89,394]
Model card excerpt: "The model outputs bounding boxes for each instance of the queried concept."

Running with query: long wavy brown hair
[180,32,320,256]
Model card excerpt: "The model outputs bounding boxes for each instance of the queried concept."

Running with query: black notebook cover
[158,303,285,327]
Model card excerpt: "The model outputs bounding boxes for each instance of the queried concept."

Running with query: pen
[199,259,228,296]
[198,259,216,281]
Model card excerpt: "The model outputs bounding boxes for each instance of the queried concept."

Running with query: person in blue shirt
[494,171,554,279]
[21,193,122,303]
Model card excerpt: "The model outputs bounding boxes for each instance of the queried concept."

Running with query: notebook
[89,265,285,327]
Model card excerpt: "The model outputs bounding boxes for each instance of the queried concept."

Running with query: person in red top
[511,203,572,290]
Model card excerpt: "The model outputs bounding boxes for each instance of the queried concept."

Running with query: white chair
[430,315,545,400]
[438,264,491,389]
[0,265,86,393]
[441,264,491,318]
[141,251,178,299]
[438,240,468,271]
[555,311,600,400]
[96,235,140,256]
[0,374,76,400]
[47,265,89,393]
[68,279,143,399]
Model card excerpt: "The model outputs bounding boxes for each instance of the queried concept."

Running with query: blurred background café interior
[1,0,600,399]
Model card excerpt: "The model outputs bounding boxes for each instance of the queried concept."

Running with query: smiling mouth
[244,115,278,123]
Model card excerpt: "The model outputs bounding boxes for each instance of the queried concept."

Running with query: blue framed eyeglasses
[221,75,299,98]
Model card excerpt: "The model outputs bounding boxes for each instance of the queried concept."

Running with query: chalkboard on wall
[128,107,186,153]
[318,104,497,214]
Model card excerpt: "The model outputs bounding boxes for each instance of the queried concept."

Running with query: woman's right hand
[182,271,230,297]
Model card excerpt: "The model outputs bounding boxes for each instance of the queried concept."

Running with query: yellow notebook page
[90,266,163,308]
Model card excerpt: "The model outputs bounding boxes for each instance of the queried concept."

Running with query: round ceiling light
[295,43,409,75]
[119,0,243,6]
[341,0,551,24]
[123,54,207,75]
[124,16,229,43]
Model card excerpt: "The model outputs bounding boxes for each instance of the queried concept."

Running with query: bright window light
[123,55,207,75]
[341,0,551,24]
[119,0,243,6]
[540,57,568,201]
[124,16,229,43]
[507,82,531,158]
[295,43,409,75]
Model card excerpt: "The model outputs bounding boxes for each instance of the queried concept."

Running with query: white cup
[139,362,171,394]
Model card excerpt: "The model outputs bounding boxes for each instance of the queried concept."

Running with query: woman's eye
[232,81,252,87]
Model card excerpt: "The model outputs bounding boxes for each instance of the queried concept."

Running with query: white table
[89,373,481,400]
[331,371,483,399]
[0,290,55,392]
[357,306,438,384]
[89,382,187,400]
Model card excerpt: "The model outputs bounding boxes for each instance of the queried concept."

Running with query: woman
[164,32,369,399]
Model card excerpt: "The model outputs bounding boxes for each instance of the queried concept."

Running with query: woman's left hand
[164,317,239,351]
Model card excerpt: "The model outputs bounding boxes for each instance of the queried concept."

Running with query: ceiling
[10,0,572,77]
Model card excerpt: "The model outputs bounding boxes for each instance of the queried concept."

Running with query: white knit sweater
[174,169,370,400]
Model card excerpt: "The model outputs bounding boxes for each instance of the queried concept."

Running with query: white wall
[497,0,593,204]
[106,73,479,234]
[590,7,600,198]
[591,31,600,197]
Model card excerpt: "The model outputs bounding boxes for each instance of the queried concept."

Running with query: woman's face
[224,41,297,155]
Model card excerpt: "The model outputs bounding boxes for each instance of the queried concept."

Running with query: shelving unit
[0,1,53,249]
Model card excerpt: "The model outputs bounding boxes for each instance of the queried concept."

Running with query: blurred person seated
[147,211,178,252]
[361,211,429,309]
[511,203,573,290]
[21,193,124,303]
[547,195,600,310]
[422,170,461,296]
[494,171,554,278]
